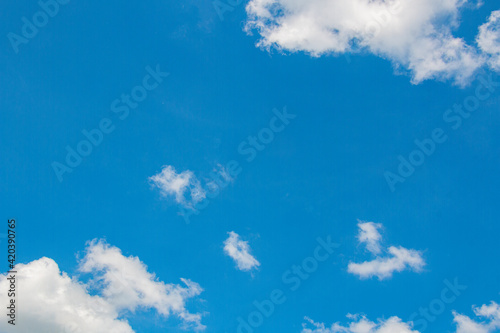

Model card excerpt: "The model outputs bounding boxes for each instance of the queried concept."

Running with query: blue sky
[1,0,500,332]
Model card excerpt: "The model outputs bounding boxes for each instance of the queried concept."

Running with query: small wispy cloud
[356,220,383,255]
[149,165,206,209]
[205,163,234,193]
[223,231,260,272]
[348,221,425,280]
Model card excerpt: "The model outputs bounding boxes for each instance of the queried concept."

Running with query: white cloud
[348,246,425,280]
[357,221,383,255]
[302,315,419,333]
[244,0,499,85]
[453,301,500,333]
[149,165,206,208]
[478,10,500,71]
[0,240,205,333]
[348,222,425,280]
[223,231,260,272]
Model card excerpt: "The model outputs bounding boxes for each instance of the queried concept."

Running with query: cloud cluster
[223,231,261,272]
[302,315,418,333]
[348,221,425,280]
[302,300,500,333]
[245,0,500,85]
[453,301,500,333]
[0,240,205,333]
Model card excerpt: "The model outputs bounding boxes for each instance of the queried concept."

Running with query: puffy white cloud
[223,231,260,272]
[0,240,205,333]
[348,222,425,280]
[244,0,499,85]
[356,221,383,255]
[149,165,206,208]
[478,10,500,71]
[0,257,133,333]
[453,301,500,333]
[302,315,419,333]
